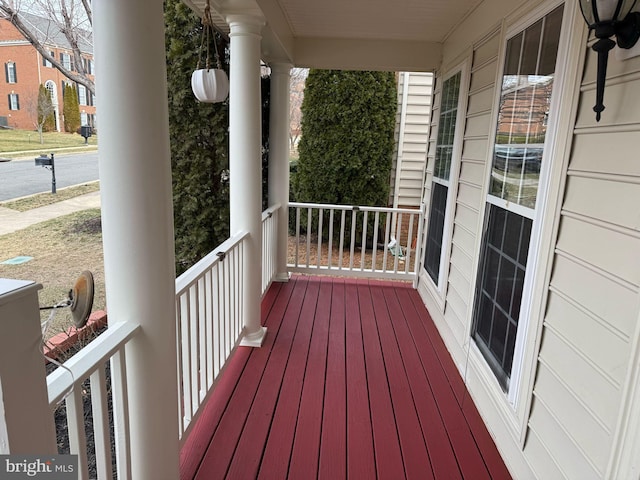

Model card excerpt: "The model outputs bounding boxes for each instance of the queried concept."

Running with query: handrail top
[47,321,141,406]
[175,230,249,293]
[262,203,281,221]
[290,202,421,215]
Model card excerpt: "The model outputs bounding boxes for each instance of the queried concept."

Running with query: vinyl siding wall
[390,72,433,208]
[525,41,640,478]
[416,0,640,478]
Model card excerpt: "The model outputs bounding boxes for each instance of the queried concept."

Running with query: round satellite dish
[69,270,94,328]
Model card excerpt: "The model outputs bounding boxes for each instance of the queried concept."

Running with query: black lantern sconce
[579,0,640,121]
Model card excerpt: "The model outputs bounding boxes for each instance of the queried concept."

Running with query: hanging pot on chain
[191,1,229,103]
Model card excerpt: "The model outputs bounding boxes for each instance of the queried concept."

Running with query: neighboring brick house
[0,12,95,131]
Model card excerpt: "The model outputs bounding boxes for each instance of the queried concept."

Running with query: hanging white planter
[191,68,229,103]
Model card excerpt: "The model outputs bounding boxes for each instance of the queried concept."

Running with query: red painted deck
[180,275,512,480]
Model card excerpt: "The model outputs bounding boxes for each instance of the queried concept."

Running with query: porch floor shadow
[180,275,512,479]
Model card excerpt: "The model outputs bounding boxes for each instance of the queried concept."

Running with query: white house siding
[390,72,433,208]
[417,0,640,478]
[526,43,640,478]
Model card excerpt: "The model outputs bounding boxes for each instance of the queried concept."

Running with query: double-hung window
[78,85,87,106]
[8,93,19,110]
[43,51,54,68]
[423,70,465,286]
[472,5,563,391]
[5,62,17,83]
[61,53,73,71]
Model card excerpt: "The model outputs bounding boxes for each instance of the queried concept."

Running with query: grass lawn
[0,182,100,212]
[0,209,105,341]
[0,128,97,153]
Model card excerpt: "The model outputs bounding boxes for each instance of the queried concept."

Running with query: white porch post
[93,0,179,478]
[268,63,292,282]
[228,14,268,347]
[0,281,56,454]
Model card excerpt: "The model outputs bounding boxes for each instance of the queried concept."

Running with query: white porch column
[228,14,268,347]
[93,0,179,478]
[268,63,292,282]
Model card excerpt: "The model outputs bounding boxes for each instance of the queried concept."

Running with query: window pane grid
[473,206,531,390]
[490,7,562,210]
[424,183,448,282]
[473,4,563,392]
[425,71,463,286]
[434,72,461,181]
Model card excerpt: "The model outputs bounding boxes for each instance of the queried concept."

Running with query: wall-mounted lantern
[579,0,640,121]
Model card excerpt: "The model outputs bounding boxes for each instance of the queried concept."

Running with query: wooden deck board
[184,275,512,480]
[357,282,407,479]
[319,278,347,479]
[370,284,433,480]
[287,277,327,479]
[257,278,315,479]
[381,286,462,480]
[345,282,376,479]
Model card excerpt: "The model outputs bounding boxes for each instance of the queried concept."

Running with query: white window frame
[8,93,19,110]
[44,51,54,68]
[420,59,471,306]
[467,0,584,443]
[61,52,72,71]
[78,85,87,106]
[6,62,16,83]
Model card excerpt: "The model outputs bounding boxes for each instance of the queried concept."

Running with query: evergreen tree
[38,84,56,133]
[294,70,397,207]
[165,0,231,274]
[63,84,81,133]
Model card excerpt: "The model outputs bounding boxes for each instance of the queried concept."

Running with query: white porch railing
[46,321,140,480]
[288,202,424,282]
[262,203,281,295]
[175,231,249,442]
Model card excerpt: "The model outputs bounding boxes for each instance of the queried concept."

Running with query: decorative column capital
[269,62,293,76]
[226,13,265,37]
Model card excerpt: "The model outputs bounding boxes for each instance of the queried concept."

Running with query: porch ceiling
[183,0,483,72]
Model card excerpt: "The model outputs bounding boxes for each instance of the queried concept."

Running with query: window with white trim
[472,5,563,391]
[423,71,464,286]
[46,82,56,103]
[43,51,54,68]
[8,93,19,110]
[78,85,87,106]
[5,62,17,83]
[60,53,73,71]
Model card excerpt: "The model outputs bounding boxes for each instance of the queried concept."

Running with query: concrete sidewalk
[0,191,101,236]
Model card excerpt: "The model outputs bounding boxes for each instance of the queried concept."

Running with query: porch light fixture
[579,0,640,121]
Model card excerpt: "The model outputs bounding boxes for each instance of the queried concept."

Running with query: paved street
[0,151,99,201]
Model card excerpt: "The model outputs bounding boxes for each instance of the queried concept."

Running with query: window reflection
[489,6,562,210]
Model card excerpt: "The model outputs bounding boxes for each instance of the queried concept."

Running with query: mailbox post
[34,153,56,194]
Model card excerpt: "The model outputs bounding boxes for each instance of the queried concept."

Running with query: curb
[2,146,98,162]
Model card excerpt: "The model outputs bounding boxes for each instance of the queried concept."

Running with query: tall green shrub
[294,70,397,207]
[63,84,81,133]
[38,84,56,133]
[165,0,231,274]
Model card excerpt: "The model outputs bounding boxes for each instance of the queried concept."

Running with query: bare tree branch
[0,1,95,94]
[80,0,90,26]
